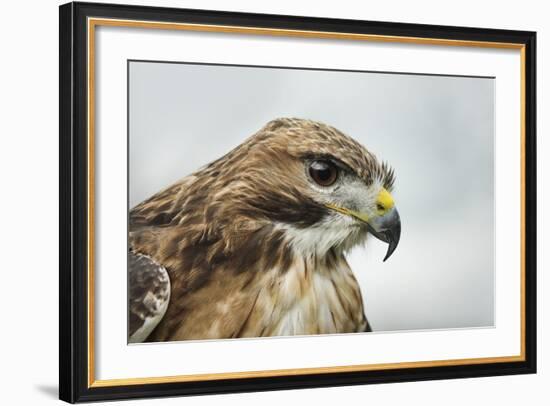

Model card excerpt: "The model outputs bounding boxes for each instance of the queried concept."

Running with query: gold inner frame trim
[87,17,527,388]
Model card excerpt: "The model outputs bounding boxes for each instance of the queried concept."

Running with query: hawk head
[191,118,400,261]
[132,118,400,265]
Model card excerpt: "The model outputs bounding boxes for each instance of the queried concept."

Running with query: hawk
[128,118,400,343]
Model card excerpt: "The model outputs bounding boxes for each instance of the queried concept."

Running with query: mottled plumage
[129,118,400,342]
[128,253,170,343]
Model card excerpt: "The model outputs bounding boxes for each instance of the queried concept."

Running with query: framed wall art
[59,1,537,402]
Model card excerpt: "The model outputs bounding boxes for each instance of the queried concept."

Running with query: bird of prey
[128,118,400,343]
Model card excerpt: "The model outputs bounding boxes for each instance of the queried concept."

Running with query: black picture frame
[59,1,537,403]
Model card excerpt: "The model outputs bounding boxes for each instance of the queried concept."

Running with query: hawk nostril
[377,203,385,211]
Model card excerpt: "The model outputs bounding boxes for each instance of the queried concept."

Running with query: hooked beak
[325,188,401,261]
[366,207,401,261]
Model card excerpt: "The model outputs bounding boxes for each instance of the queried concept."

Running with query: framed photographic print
[59,1,537,403]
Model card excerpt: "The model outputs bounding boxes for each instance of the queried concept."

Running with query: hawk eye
[309,160,338,187]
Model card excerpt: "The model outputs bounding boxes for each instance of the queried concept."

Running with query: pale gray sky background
[129,61,495,332]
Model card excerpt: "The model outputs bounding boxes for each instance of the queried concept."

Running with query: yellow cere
[325,188,394,222]
[376,188,395,214]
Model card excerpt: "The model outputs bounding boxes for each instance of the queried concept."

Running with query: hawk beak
[366,207,401,262]
[325,188,401,262]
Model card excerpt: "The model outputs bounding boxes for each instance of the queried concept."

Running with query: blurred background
[129,60,495,332]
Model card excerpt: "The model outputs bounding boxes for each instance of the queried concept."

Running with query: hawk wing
[128,252,171,343]
[128,177,268,342]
